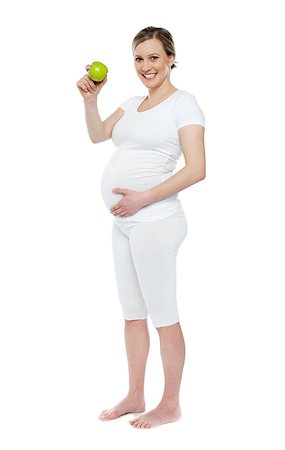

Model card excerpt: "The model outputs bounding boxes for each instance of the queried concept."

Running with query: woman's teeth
[143,73,157,79]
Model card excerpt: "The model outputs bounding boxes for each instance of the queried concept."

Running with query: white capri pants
[111,208,188,328]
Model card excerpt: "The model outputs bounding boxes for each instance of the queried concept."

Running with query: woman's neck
[147,81,177,102]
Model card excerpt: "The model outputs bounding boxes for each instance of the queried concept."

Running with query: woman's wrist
[84,97,98,106]
[140,190,152,207]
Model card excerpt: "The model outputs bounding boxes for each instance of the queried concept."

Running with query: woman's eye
[135,56,158,62]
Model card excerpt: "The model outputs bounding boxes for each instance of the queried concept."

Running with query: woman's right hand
[76,64,108,100]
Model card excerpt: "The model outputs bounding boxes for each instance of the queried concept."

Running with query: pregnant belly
[100,149,170,209]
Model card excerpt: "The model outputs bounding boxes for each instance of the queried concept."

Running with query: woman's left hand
[110,188,150,217]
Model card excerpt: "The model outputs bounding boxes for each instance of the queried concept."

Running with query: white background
[0,0,284,449]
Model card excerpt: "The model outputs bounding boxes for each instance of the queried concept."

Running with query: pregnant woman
[76,26,206,429]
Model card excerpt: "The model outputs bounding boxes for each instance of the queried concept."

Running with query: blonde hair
[132,26,177,69]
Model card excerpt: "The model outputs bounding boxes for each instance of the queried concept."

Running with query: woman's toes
[99,409,110,419]
[130,418,151,429]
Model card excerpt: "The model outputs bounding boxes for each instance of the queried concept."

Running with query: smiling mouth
[142,73,157,79]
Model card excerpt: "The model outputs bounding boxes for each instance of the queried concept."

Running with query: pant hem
[124,316,148,321]
[153,319,180,328]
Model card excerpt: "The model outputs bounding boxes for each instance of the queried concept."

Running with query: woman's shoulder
[118,95,140,111]
[175,89,199,102]
[173,89,205,127]
[172,89,203,109]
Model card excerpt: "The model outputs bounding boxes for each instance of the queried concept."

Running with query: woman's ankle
[127,389,145,401]
[158,397,180,409]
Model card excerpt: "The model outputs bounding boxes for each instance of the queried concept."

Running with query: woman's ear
[169,54,175,66]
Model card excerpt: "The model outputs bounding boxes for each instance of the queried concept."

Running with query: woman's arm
[142,125,206,205]
[84,98,106,143]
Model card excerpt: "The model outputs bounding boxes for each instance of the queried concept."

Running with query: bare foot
[99,395,145,421]
[129,402,181,428]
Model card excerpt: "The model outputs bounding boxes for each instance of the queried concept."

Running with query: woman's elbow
[90,135,108,144]
[196,166,206,181]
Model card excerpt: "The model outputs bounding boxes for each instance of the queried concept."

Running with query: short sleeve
[119,96,135,111]
[175,93,205,129]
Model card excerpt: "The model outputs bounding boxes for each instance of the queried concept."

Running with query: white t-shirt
[100,89,205,222]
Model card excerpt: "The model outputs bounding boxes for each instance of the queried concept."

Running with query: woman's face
[133,38,175,88]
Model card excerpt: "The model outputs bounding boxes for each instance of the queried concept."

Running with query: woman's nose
[141,61,151,72]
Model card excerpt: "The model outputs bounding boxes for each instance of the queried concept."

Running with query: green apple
[88,61,108,82]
